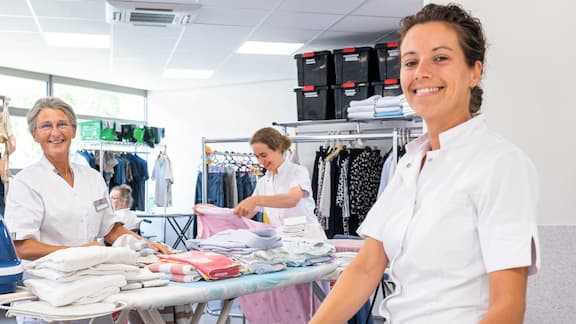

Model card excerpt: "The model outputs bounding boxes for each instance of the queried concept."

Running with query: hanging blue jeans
[195,172,225,207]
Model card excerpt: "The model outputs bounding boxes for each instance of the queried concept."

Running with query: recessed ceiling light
[236,41,304,55]
[162,69,215,79]
[44,33,110,48]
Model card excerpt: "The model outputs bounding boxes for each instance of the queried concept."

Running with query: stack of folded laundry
[346,94,415,119]
[23,246,167,307]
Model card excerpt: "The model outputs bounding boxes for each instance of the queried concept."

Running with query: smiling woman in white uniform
[4,97,169,262]
[311,4,539,324]
[233,127,319,229]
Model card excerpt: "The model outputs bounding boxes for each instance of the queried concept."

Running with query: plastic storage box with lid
[333,47,377,84]
[375,42,400,80]
[294,51,334,86]
[79,120,117,141]
[294,85,334,121]
[372,79,403,97]
[0,217,23,294]
[333,82,372,119]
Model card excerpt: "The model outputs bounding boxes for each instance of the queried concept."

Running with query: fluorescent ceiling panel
[236,41,303,55]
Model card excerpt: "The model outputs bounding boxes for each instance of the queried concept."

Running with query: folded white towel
[24,274,126,307]
[375,94,406,107]
[349,95,381,107]
[347,105,374,113]
[125,268,167,282]
[26,246,137,272]
[27,263,140,282]
[347,111,374,119]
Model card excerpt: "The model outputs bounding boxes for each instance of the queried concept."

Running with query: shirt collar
[273,159,288,175]
[40,154,75,178]
[406,114,487,155]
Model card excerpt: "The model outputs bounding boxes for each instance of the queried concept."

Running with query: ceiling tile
[176,24,251,51]
[0,17,37,32]
[30,0,105,20]
[262,11,343,30]
[353,0,422,17]
[278,0,365,15]
[39,18,109,34]
[249,28,320,43]
[198,0,279,10]
[330,15,400,33]
[194,7,268,27]
[0,32,44,49]
[0,1,32,16]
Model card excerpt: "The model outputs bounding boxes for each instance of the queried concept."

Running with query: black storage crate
[375,42,400,80]
[333,47,377,84]
[372,79,403,97]
[294,85,334,121]
[294,51,334,86]
[333,82,372,119]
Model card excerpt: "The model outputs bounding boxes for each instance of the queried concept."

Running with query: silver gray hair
[111,184,134,209]
[27,97,77,134]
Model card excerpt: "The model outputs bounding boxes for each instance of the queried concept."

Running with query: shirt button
[406,163,412,168]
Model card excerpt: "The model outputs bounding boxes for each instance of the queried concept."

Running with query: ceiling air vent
[105,0,201,27]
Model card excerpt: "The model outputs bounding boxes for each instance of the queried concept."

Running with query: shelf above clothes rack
[272,114,422,128]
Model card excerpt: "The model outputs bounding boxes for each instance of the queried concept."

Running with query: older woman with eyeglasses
[4,97,170,262]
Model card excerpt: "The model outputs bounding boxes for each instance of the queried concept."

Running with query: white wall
[149,0,576,226]
[428,0,576,224]
[147,80,297,214]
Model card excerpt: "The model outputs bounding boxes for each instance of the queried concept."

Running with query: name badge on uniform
[93,198,109,212]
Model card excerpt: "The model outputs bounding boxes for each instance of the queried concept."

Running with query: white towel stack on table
[24,245,168,306]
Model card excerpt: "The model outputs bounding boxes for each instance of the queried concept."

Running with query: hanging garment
[152,152,174,207]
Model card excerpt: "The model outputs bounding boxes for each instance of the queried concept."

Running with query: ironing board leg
[189,303,206,324]
[215,299,234,324]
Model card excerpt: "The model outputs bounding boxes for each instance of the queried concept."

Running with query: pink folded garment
[147,261,199,275]
[195,205,273,239]
[158,251,240,281]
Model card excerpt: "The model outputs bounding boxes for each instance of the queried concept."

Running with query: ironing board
[0,263,337,323]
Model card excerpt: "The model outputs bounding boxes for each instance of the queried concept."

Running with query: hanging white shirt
[252,160,317,226]
[151,153,173,207]
[5,155,119,247]
[358,115,540,324]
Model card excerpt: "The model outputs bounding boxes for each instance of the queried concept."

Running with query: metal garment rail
[201,132,401,204]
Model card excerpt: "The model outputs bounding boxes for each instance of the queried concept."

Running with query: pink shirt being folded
[195,205,273,239]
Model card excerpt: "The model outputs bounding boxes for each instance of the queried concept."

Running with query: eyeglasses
[109,196,126,201]
[36,121,74,133]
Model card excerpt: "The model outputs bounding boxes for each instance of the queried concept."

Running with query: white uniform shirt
[252,160,317,226]
[359,115,540,324]
[5,155,119,247]
[114,208,140,230]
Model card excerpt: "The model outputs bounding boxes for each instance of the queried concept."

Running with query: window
[53,83,146,121]
[0,74,46,108]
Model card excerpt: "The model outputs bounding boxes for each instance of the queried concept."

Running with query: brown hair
[250,127,292,153]
[398,3,486,115]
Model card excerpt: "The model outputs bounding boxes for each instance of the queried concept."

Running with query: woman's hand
[234,196,258,218]
[148,240,172,255]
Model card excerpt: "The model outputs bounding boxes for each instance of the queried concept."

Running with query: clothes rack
[200,131,418,204]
